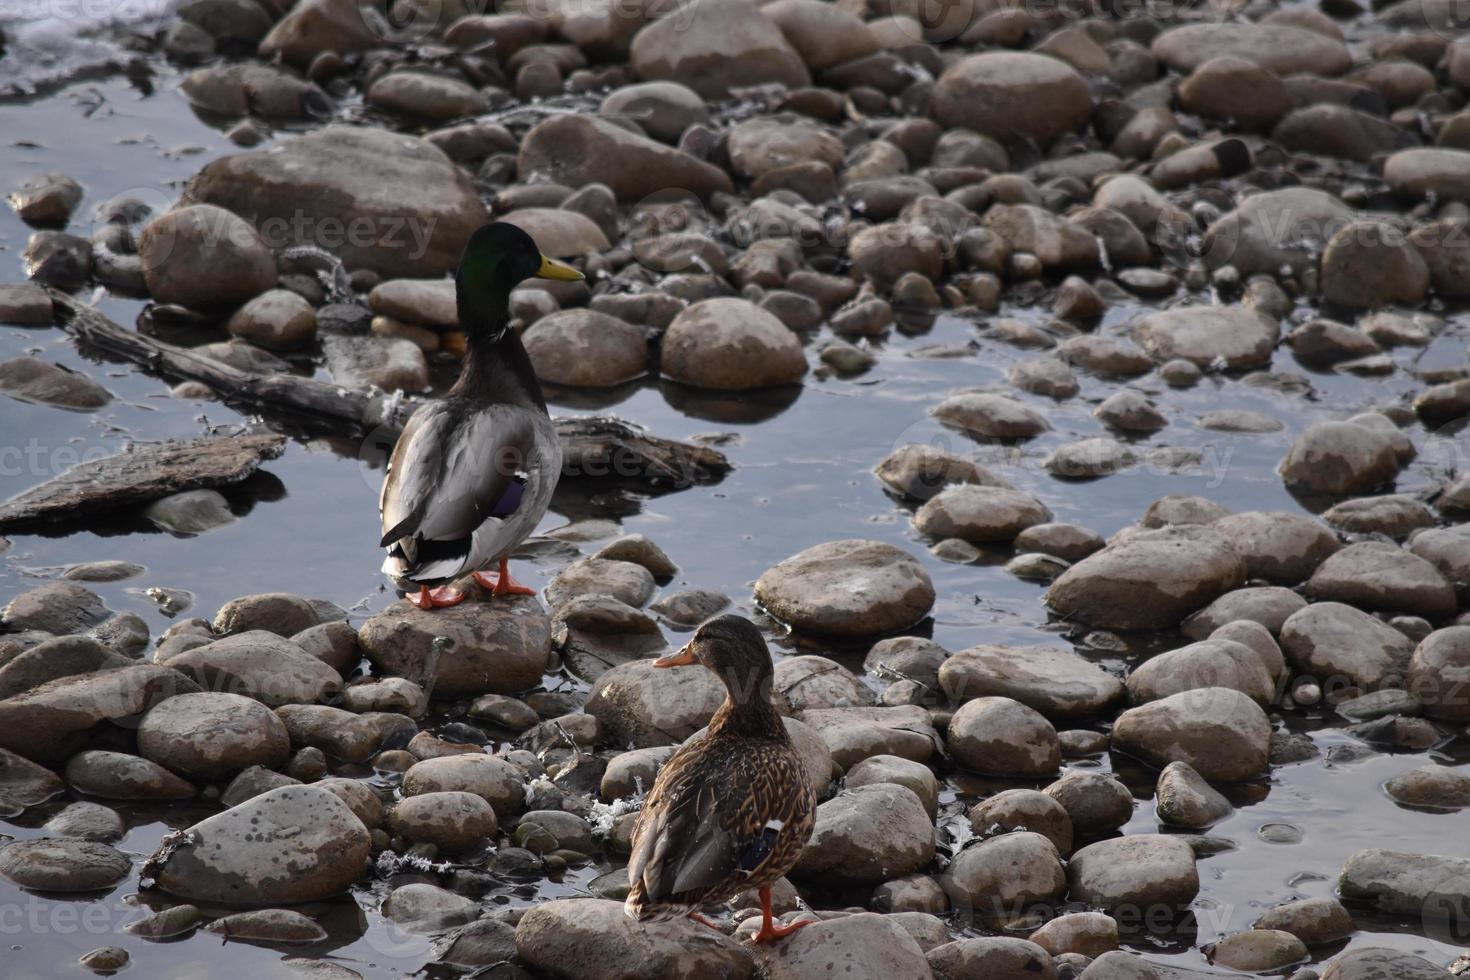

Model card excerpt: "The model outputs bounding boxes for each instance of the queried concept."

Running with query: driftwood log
[0,434,286,531]
[43,289,731,490]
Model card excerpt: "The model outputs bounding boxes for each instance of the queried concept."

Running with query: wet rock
[1010,357,1079,398]
[138,204,275,310]
[1324,494,1434,538]
[227,289,316,351]
[648,589,730,628]
[1044,438,1138,480]
[78,946,129,973]
[1279,420,1403,494]
[389,791,497,852]
[593,535,677,579]
[0,283,53,324]
[1305,542,1456,619]
[522,309,647,388]
[864,637,948,691]
[185,126,487,278]
[65,750,196,801]
[984,205,1099,271]
[1156,761,1232,829]
[138,692,289,780]
[1321,947,1454,979]
[660,297,806,390]
[203,908,327,944]
[401,755,525,817]
[1202,187,1355,277]
[1126,639,1275,707]
[1320,220,1429,312]
[360,596,550,697]
[1134,305,1277,371]
[599,81,708,144]
[1209,930,1308,972]
[1043,772,1133,836]
[24,231,90,288]
[756,539,934,639]
[221,766,299,809]
[0,357,111,410]
[0,664,200,765]
[382,882,480,933]
[547,558,655,610]
[926,937,1056,979]
[1182,587,1307,639]
[1287,319,1382,363]
[151,785,371,904]
[1068,835,1199,912]
[944,832,1065,926]
[1112,688,1270,781]
[433,917,518,969]
[1385,147,1470,204]
[0,747,64,813]
[775,656,873,712]
[144,489,237,534]
[166,631,341,707]
[948,697,1060,777]
[797,705,938,768]
[749,911,927,980]
[792,782,934,885]
[914,486,1052,544]
[968,790,1073,855]
[1211,511,1340,585]
[1408,626,1470,721]
[516,898,754,980]
[846,755,937,816]
[0,636,133,701]
[9,172,82,224]
[1094,390,1166,432]
[631,0,807,99]
[2,581,107,635]
[1384,765,1470,810]
[367,71,487,122]
[729,116,843,182]
[939,644,1122,721]
[1178,56,1290,129]
[519,113,732,202]
[848,223,944,288]
[1253,896,1355,946]
[932,393,1049,440]
[585,658,725,748]
[1153,22,1350,75]
[1029,911,1118,959]
[930,53,1091,150]
[0,838,130,892]
[1046,526,1246,631]
[258,0,376,67]
[275,704,382,763]
[502,207,610,259]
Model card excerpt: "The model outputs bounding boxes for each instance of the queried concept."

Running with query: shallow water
[1,12,1469,980]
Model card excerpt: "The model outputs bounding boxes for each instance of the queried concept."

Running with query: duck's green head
[455,222,583,336]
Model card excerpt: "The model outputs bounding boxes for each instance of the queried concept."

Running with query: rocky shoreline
[5,0,1470,977]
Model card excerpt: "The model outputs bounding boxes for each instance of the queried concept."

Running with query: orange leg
[472,556,537,597]
[751,886,813,943]
[406,585,465,609]
[687,912,723,932]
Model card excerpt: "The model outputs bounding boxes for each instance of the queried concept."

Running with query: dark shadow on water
[658,379,802,425]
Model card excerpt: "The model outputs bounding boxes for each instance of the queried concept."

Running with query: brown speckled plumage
[625,617,815,923]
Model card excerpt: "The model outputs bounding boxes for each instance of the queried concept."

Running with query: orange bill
[653,643,696,668]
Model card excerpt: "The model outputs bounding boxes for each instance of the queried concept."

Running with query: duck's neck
[451,296,547,414]
[708,676,787,741]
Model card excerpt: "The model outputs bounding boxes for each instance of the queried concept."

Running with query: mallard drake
[625,615,817,943]
[379,222,583,609]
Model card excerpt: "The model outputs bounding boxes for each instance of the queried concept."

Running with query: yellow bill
[653,643,696,668]
[536,254,584,281]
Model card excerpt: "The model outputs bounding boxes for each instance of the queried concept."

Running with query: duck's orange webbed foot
[751,916,813,943]
[473,557,537,597]
[687,912,724,933]
[406,586,465,609]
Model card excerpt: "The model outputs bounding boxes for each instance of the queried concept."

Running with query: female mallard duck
[379,222,583,609]
[626,615,817,943]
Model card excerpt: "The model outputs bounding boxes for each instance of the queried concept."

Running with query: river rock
[932,393,1049,440]
[774,655,873,711]
[1279,420,1404,494]
[383,882,479,933]
[1068,835,1200,912]
[515,898,754,980]
[1178,56,1290,130]
[389,791,497,851]
[184,126,488,278]
[599,81,709,144]
[227,289,317,351]
[501,207,611,258]
[1305,542,1455,619]
[948,697,1060,777]
[939,644,1122,721]
[929,52,1092,149]
[1254,896,1355,945]
[1201,187,1356,277]
[0,636,134,701]
[137,692,289,779]
[1208,930,1308,972]
[1134,306,1278,370]
[914,486,1052,543]
[749,911,929,980]
[585,659,726,748]
[1385,147,1470,203]
[630,0,807,99]
[755,539,934,639]
[366,71,488,122]
[138,204,276,310]
[728,116,844,182]
[45,801,125,842]
[0,838,130,892]
[1210,511,1340,585]
[258,0,376,67]
[1321,947,1454,979]
[1321,220,1430,311]
[1152,22,1351,76]
[1046,526,1246,631]
[360,596,551,697]
[944,832,1066,926]
[165,631,342,706]
[1385,765,1470,810]
[797,705,938,768]
[522,309,647,388]
[0,747,63,813]
[968,791,1073,855]
[660,298,806,390]
[1112,687,1271,781]
[65,750,197,800]
[846,755,937,816]
[401,754,526,817]
[1044,772,1134,835]
[0,357,111,410]
[1126,639,1276,707]
[791,782,934,885]
[1182,587,1307,639]
[151,785,371,904]
[275,704,382,763]
[518,113,733,202]
[2,581,107,635]
[203,908,327,943]
[1280,602,1415,692]
[0,664,200,764]
[1408,626,1470,721]
[1155,761,1232,828]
